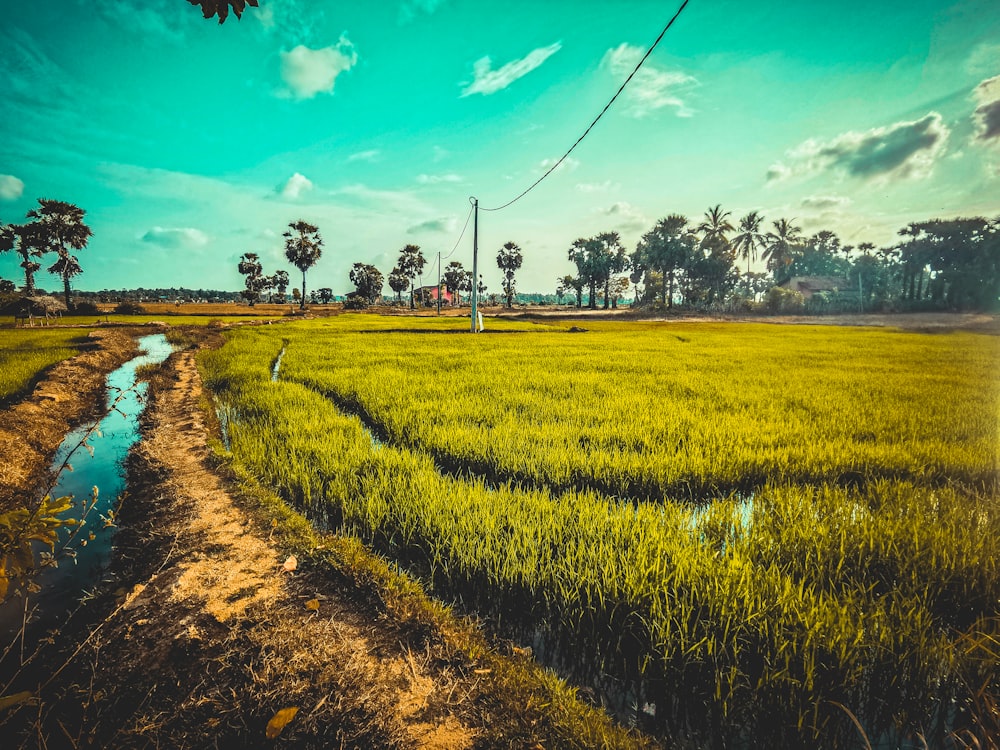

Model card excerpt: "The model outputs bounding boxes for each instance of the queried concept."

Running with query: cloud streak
[603,43,696,118]
[407,217,458,234]
[461,42,561,97]
[141,227,209,249]
[973,75,1000,142]
[768,112,950,183]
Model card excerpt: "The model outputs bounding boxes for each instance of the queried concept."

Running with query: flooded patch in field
[0,334,173,641]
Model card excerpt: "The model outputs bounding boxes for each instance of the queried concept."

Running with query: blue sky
[1,0,999,295]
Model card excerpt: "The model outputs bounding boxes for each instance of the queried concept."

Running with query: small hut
[9,295,67,327]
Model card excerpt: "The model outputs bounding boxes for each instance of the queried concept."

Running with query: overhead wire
[480,0,690,213]
[443,201,475,261]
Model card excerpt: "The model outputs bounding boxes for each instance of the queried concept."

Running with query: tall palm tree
[25,199,92,308]
[697,204,734,247]
[763,218,803,283]
[731,211,766,275]
[396,244,426,309]
[496,241,523,309]
[283,220,323,310]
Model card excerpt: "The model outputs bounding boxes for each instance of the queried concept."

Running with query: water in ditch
[0,333,174,642]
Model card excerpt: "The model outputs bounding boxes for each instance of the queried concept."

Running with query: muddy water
[0,334,173,641]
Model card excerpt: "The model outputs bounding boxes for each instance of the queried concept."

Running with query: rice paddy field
[199,314,1000,747]
[0,329,87,401]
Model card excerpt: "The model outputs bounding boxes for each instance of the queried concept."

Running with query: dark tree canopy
[187,0,258,24]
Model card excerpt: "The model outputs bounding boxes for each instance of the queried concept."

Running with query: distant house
[778,276,851,299]
[415,285,453,305]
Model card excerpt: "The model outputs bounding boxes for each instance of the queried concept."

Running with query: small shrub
[764,286,805,314]
[114,301,146,315]
[71,301,101,315]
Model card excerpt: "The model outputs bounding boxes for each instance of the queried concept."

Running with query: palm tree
[25,199,93,308]
[396,244,425,309]
[283,220,323,310]
[762,218,803,283]
[496,241,523,308]
[697,204,734,247]
[731,211,766,275]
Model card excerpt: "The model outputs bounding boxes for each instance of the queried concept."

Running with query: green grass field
[0,329,88,402]
[199,316,1000,746]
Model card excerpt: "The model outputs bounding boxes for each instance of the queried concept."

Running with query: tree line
[553,207,1000,313]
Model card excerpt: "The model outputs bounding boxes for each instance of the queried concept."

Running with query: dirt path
[3,345,477,748]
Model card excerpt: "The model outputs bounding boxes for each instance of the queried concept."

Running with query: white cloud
[416,173,463,184]
[141,227,209,248]
[278,37,357,100]
[0,174,24,201]
[599,201,647,232]
[407,216,458,234]
[347,149,381,163]
[800,195,852,210]
[277,172,314,199]
[768,112,950,183]
[461,42,562,97]
[966,42,1000,77]
[603,43,696,118]
[576,180,619,193]
[540,156,580,173]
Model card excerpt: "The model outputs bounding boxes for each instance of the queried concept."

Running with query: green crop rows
[200,315,1000,746]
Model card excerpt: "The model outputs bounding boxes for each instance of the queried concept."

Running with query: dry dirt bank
[0,329,138,513]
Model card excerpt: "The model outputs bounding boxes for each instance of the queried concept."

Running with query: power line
[481,0,690,213]
[443,201,475,261]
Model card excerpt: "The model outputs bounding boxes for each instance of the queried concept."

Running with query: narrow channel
[0,333,174,641]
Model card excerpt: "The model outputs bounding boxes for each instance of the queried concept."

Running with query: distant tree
[629,260,645,306]
[0,279,15,294]
[283,220,323,310]
[787,230,849,278]
[24,199,93,309]
[442,261,467,305]
[271,269,289,302]
[635,215,696,308]
[395,244,425,310]
[609,276,631,309]
[763,218,804,283]
[732,210,766,276]
[292,288,301,305]
[317,287,334,304]
[555,278,566,305]
[496,241,523,308]
[388,266,409,304]
[349,263,384,306]
[187,0,258,24]
[580,231,630,310]
[559,273,585,308]
[237,252,265,306]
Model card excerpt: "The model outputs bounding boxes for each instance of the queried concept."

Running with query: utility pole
[436,251,442,316]
[470,196,479,333]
